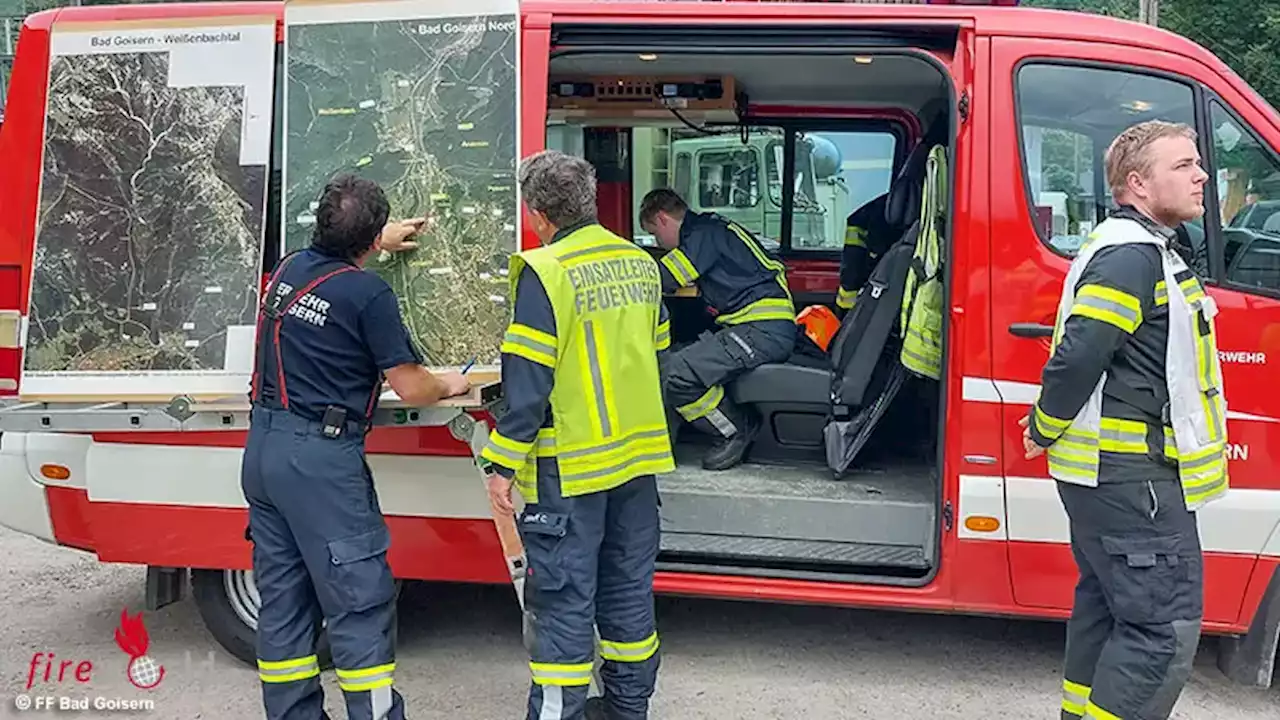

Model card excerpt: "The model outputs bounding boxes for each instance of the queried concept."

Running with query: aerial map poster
[24,15,277,399]
[283,0,519,368]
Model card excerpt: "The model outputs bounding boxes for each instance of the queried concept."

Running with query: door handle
[1008,322,1053,338]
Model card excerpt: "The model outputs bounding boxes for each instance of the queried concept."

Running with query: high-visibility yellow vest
[502,223,675,503]
[900,144,946,381]
[1043,217,1229,511]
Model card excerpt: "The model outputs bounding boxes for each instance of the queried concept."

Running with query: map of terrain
[29,49,266,376]
[284,6,518,366]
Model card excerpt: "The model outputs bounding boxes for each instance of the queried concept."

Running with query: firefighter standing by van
[1020,121,1229,720]
[480,150,674,720]
[638,188,797,471]
[242,174,471,720]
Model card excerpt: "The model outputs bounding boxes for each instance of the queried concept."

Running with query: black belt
[251,404,370,439]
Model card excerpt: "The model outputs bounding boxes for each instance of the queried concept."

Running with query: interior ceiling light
[1123,100,1153,113]
[854,56,873,64]
[638,53,658,61]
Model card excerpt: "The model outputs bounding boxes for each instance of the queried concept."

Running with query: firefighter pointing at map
[480,150,673,720]
[1020,121,1229,720]
[240,174,470,720]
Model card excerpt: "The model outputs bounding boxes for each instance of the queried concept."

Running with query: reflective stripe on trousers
[1061,678,1089,718]
[521,460,661,720]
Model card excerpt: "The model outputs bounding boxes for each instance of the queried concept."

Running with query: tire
[190,568,334,670]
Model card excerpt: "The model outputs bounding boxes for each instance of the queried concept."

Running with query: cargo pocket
[1102,534,1181,625]
[519,511,571,607]
[518,511,572,655]
[326,525,395,613]
[719,330,757,369]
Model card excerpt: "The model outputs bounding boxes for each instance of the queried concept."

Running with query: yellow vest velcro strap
[258,655,320,684]
[656,319,671,350]
[836,285,857,310]
[844,225,868,248]
[1071,284,1143,333]
[1062,679,1090,717]
[1083,699,1121,720]
[502,323,557,368]
[660,249,699,287]
[530,661,594,686]
[1033,404,1071,442]
[481,430,534,470]
[600,632,660,663]
[716,297,796,326]
[335,662,395,692]
[677,385,724,421]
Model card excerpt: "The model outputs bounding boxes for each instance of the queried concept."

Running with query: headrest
[885,140,931,228]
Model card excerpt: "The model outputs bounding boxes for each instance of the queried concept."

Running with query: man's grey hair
[518,149,597,229]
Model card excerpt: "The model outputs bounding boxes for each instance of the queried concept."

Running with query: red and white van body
[0,0,1277,686]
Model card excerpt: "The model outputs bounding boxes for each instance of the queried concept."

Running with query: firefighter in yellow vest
[480,150,674,720]
[1021,121,1228,720]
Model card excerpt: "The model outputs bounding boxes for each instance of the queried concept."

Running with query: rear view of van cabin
[0,0,1277,691]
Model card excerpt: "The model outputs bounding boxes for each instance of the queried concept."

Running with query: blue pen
[460,357,476,374]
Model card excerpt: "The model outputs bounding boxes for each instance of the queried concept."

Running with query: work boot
[701,406,760,471]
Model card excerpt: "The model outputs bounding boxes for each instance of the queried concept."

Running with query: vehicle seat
[728,144,937,461]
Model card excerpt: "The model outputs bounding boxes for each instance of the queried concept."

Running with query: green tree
[1023,0,1280,112]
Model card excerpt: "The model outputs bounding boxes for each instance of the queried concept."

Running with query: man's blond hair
[1105,120,1198,196]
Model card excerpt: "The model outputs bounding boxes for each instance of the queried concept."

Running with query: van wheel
[190,568,334,670]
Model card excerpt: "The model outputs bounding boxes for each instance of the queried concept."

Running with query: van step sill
[660,532,930,570]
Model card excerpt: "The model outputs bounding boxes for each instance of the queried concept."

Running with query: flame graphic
[113,608,150,659]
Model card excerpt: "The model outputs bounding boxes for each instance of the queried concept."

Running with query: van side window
[1209,100,1280,295]
[1016,63,1197,257]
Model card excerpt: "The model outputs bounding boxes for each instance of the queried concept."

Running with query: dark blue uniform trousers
[520,458,662,720]
[241,406,405,720]
[1057,478,1203,720]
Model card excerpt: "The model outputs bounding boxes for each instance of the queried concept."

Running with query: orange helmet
[796,304,840,352]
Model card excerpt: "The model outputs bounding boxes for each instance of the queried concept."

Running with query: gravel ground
[1,525,1276,719]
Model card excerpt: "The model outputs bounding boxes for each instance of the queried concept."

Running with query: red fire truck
[0,0,1277,688]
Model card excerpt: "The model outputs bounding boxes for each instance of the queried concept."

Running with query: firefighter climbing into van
[480,150,673,720]
[1019,120,1229,720]
[241,174,471,720]
[639,188,797,471]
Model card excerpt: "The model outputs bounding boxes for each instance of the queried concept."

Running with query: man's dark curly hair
[310,174,391,260]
